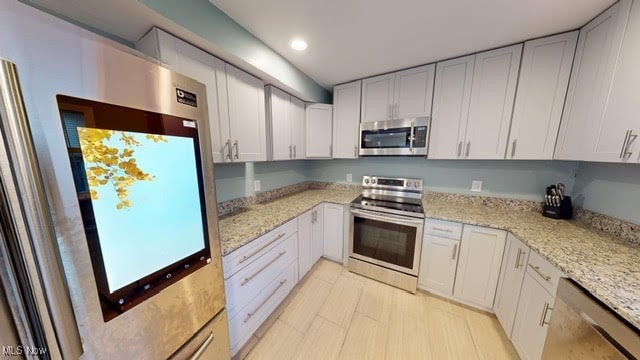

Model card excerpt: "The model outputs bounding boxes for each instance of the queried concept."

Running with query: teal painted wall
[139,0,331,103]
[214,158,579,203]
[573,162,640,224]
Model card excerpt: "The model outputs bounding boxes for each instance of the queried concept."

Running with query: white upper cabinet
[266,86,306,160]
[507,32,578,160]
[429,44,521,160]
[361,73,395,122]
[332,80,361,159]
[225,64,267,162]
[465,44,522,159]
[429,55,475,159]
[136,28,267,163]
[555,0,633,162]
[306,104,333,158]
[361,65,435,123]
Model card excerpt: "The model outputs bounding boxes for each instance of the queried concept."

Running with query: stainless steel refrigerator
[0,39,229,359]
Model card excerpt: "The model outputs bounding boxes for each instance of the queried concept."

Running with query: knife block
[542,196,573,219]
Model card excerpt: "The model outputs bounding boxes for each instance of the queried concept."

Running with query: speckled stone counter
[218,189,640,330]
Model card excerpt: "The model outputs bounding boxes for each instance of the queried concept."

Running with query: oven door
[349,208,423,276]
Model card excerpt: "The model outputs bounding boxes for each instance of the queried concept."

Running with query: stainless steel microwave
[359,117,429,156]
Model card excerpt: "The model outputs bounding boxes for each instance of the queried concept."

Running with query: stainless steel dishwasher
[542,278,640,359]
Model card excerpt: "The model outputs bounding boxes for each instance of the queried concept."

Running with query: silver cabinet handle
[624,131,637,159]
[465,141,471,158]
[241,251,286,286]
[514,248,522,270]
[620,130,631,158]
[188,332,214,360]
[239,233,286,264]
[244,279,287,323]
[451,243,459,260]
[432,227,453,233]
[539,302,553,327]
[528,264,552,282]
[354,145,358,158]
[289,145,292,159]
[457,141,463,158]
[387,104,391,120]
[225,139,232,160]
[517,249,526,269]
[233,140,239,159]
[511,139,517,159]
[293,144,296,158]
[394,103,399,119]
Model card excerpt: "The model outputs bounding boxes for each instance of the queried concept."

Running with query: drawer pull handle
[529,264,552,282]
[239,233,286,264]
[432,227,453,233]
[515,248,522,270]
[244,279,287,323]
[241,251,287,286]
[188,331,214,360]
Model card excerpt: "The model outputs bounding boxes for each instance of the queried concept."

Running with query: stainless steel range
[349,176,424,293]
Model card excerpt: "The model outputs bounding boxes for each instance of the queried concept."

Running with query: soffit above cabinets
[211,0,615,87]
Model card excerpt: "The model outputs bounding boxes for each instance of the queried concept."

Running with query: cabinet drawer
[223,219,297,279]
[526,251,564,296]
[228,260,298,355]
[424,219,463,240]
[225,232,297,319]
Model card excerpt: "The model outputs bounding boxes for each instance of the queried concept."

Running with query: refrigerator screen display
[57,95,210,320]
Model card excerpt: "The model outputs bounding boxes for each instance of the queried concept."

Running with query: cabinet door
[305,104,333,158]
[226,64,267,162]
[508,32,578,160]
[312,206,324,263]
[361,73,395,122]
[332,81,361,159]
[511,273,555,360]
[454,225,507,309]
[465,44,522,159]
[298,210,313,279]
[418,235,459,295]
[393,64,435,119]
[289,96,306,160]
[555,0,632,161]
[322,203,344,262]
[599,0,640,163]
[494,233,530,338]
[266,86,291,161]
[429,55,474,159]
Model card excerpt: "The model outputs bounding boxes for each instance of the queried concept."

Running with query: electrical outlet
[346,173,353,183]
[254,180,261,192]
[471,180,482,192]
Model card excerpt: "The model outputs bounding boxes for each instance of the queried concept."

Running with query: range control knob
[364,178,370,184]
[371,178,377,185]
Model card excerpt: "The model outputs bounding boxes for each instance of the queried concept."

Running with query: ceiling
[211,0,615,87]
[25,0,616,90]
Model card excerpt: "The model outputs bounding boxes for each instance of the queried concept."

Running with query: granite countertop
[217,189,640,330]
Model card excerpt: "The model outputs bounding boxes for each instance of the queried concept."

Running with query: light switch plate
[346,173,353,183]
[471,180,482,192]
[254,180,261,192]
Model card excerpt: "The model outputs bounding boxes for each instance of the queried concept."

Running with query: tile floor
[243,259,518,360]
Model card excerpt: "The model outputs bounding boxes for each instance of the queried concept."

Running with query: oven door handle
[351,208,423,227]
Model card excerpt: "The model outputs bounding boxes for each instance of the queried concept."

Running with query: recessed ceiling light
[290,39,307,51]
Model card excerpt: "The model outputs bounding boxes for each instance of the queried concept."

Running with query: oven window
[353,217,416,269]
[361,127,411,149]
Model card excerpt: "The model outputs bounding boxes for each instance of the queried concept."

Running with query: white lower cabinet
[312,205,324,263]
[418,219,463,295]
[322,203,344,262]
[297,209,314,279]
[511,273,555,360]
[453,225,507,309]
[494,233,530,337]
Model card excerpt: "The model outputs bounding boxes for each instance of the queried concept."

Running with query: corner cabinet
[322,203,344,262]
[298,205,323,279]
[361,64,435,123]
[429,44,521,159]
[494,233,530,337]
[555,0,635,162]
[507,32,578,160]
[453,225,507,310]
[266,86,306,160]
[136,28,267,163]
[306,104,333,158]
[332,81,361,159]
